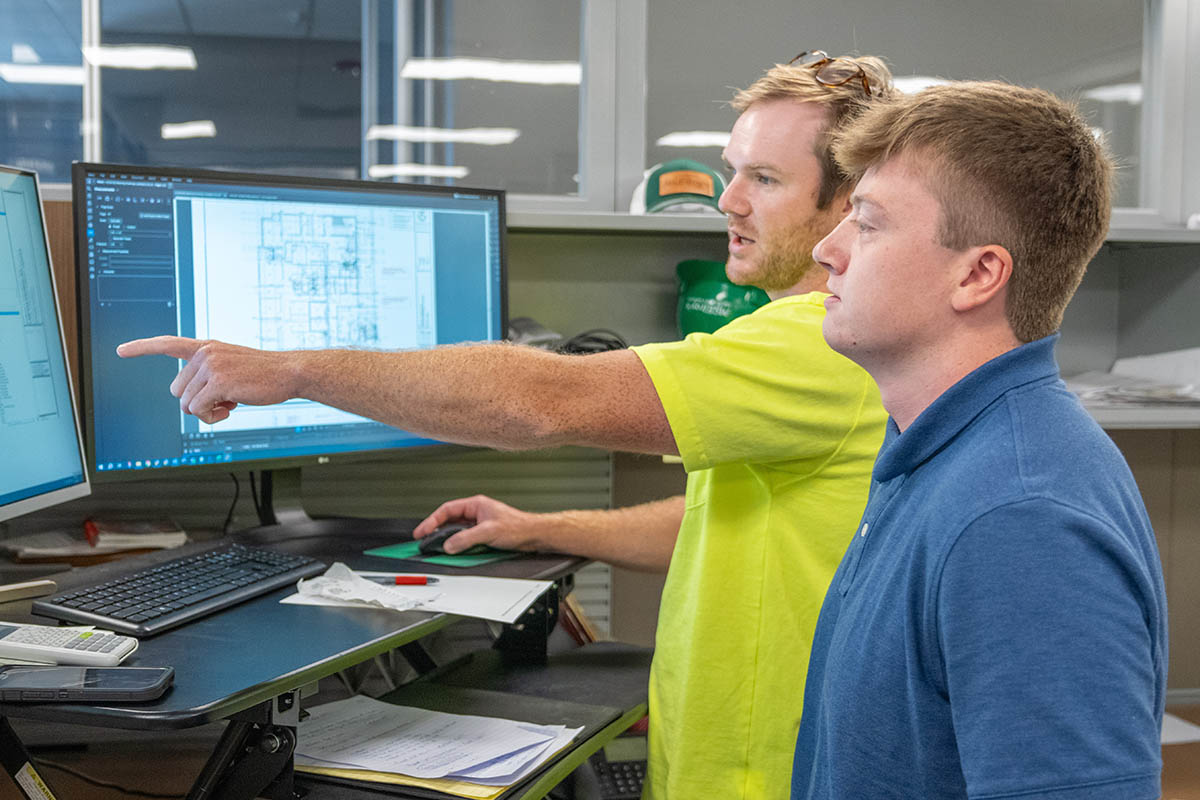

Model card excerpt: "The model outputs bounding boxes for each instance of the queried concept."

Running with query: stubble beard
[727,215,827,293]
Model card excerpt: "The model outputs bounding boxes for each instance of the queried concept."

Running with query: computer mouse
[418,522,487,556]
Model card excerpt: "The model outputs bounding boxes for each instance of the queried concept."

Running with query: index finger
[117,336,203,360]
[413,498,476,537]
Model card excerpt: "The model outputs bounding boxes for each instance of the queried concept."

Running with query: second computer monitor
[74,163,506,479]
[0,165,89,521]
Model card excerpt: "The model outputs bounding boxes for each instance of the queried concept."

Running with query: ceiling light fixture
[12,44,40,64]
[892,76,951,94]
[1083,83,1143,104]
[82,45,197,70]
[366,125,520,145]
[655,131,730,148]
[400,58,580,85]
[162,120,217,140]
[368,164,470,179]
[0,63,84,85]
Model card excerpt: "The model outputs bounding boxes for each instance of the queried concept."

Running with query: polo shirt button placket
[838,520,873,595]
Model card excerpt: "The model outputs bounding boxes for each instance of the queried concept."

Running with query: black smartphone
[0,665,174,702]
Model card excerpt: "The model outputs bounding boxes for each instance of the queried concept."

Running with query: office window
[98,1,362,179]
[364,0,582,196]
[0,0,84,185]
[645,0,1145,209]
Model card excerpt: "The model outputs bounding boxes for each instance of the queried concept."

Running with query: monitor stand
[255,467,312,527]
[236,467,422,558]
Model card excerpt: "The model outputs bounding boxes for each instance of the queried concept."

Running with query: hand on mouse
[414,495,544,554]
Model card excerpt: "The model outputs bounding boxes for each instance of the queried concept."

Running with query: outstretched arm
[116,337,677,455]
[414,494,684,573]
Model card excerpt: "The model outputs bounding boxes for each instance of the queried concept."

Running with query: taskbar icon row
[96,453,234,471]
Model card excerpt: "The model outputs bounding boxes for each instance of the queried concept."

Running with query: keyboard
[32,543,326,637]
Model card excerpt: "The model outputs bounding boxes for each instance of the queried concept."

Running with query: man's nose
[718,177,747,217]
[813,221,847,274]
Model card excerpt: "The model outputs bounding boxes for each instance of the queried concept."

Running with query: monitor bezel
[0,164,91,521]
[71,161,508,483]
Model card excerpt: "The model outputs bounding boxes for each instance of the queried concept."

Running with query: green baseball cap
[632,159,726,214]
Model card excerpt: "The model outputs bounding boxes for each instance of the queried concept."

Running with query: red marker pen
[365,574,439,586]
[395,575,438,585]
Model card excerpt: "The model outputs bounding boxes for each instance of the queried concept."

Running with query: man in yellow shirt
[120,53,892,799]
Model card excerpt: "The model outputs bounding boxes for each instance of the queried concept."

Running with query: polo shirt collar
[872,334,1061,482]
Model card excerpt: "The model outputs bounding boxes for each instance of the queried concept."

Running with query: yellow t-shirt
[631,293,886,800]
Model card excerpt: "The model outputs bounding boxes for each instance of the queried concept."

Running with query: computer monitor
[73,162,505,524]
[0,165,90,523]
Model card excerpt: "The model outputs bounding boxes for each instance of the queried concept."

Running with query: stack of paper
[295,695,581,798]
[1066,371,1200,406]
[3,528,188,562]
[83,517,189,549]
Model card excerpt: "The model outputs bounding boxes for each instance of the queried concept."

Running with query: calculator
[588,735,647,800]
[0,623,138,666]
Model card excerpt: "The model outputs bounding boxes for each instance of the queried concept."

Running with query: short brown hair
[732,55,894,209]
[832,81,1114,342]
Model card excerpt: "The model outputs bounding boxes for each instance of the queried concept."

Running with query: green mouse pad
[362,540,522,567]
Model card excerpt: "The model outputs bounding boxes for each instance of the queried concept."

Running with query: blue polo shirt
[791,335,1167,800]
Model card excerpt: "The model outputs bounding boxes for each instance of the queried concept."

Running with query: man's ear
[950,245,1012,313]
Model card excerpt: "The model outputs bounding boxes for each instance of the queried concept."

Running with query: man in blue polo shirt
[791,81,1167,800]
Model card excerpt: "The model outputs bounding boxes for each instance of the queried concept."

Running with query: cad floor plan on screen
[0,188,61,430]
[179,196,438,433]
[184,197,436,353]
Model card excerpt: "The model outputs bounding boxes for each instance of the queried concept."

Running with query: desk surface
[0,520,584,730]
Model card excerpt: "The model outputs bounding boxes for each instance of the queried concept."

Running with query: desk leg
[186,691,303,800]
[0,717,61,800]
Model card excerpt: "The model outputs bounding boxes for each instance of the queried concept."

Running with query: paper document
[1163,712,1200,745]
[1064,370,1200,406]
[1065,347,1200,407]
[281,563,552,623]
[0,529,187,558]
[1113,347,1200,386]
[294,694,582,787]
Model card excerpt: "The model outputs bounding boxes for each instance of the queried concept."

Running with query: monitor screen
[0,166,90,521]
[74,163,506,480]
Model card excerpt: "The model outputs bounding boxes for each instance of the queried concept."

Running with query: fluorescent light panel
[12,44,40,64]
[1083,83,1142,104]
[366,125,520,145]
[0,63,84,85]
[893,76,951,94]
[162,120,217,140]
[83,45,197,70]
[400,58,580,85]
[656,131,730,148]
[368,164,470,179]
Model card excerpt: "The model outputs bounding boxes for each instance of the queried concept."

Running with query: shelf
[1105,226,1200,244]
[507,211,1200,244]
[36,183,1200,244]
[1085,404,1200,429]
[507,211,726,234]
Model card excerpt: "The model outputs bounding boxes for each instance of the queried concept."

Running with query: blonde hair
[732,55,895,209]
[832,80,1114,342]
